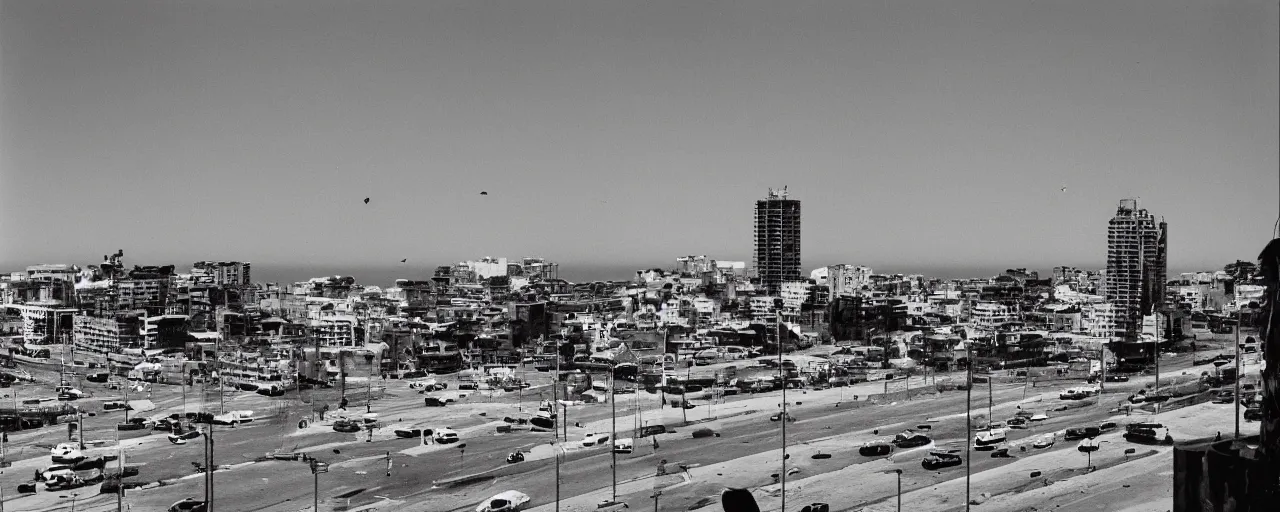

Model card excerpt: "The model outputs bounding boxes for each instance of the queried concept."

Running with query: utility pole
[987,373,993,423]
[217,326,225,415]
[681,364,689,424]
[778,314,787,512]
[1234,307,1242,439]
[117,441,125,512]
[123,367,130,424]
[555,443,561,512]
[966,359,972,512]
[554,334,561,441]
[1099,342,1107,393]
[611,363,617,502]
[204,425,214,512]
[1154,308,1161,397]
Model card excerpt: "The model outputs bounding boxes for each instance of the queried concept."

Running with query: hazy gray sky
[2,0,1276,275]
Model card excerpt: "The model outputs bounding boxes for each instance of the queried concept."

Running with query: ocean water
[250,263,652,287]
[248,262,1066,287]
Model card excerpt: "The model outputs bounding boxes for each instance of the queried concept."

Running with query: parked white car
[50,443,85,464]
[475,490,531,512]
[434,428,460,444]
[582,432,611,447]
[408,379,442,391]
[211,410,254,426]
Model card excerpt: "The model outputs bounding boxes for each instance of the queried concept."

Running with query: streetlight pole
[310,459,327,512]
[883,468,902,512]
[204,424,215,512]
[681,364,689,424]
[555,443,561,512]
[611,364,617,502]
[1154,308,1161,397]
[896,469,903,512]
[966,357,972,512]
[555,332,563,442]
[778,314,787,512]
[1234,308,1241,439]
[987,373,993,424]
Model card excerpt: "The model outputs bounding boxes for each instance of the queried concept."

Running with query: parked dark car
[922,451,963,470]
[1104,374,1130,383]
[107,465,140,478]
[529,417,556,431]
[332,419,361,433]
[691,428,717,439]
[99,477,146,495]
[859,443,893,457]
[1244,404,1262,422]
[893,431,932,449]
[86,372,110,383]
[1064,426,1101,441]
[638,425,667,438]
[394,429,422,439]
[1123,428,1162,444]
[424,397,446,407]
[168,497,208,512]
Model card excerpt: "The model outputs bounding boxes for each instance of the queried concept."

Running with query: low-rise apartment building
[968,302,1013,330]
[1080,303,1118,338]
[73,313,143,355]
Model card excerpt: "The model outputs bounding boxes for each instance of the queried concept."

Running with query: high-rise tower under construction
[754,187,802,296]
[1105,198,1167,340]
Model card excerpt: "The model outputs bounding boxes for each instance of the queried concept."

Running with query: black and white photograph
[1,1,1278,511]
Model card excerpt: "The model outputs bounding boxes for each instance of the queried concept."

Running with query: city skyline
[3,1,1277,275]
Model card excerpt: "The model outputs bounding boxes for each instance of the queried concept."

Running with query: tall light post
[204,424,214,512]
[554,442,564,512]
[965,354,972,512]
[777,314,787,512]
[882,468,903,512]
[610,362,618,502]
[310,459,328,512]
[1234,308,1241,439]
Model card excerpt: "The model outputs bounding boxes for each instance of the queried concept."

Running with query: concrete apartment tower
[1105,198,1168,340]
[754,187,802,295]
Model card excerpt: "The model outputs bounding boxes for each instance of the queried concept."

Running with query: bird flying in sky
[400,259,407,263]
[363,197,370,204]
[1060,187,1067,192]
[480,191,488,196]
